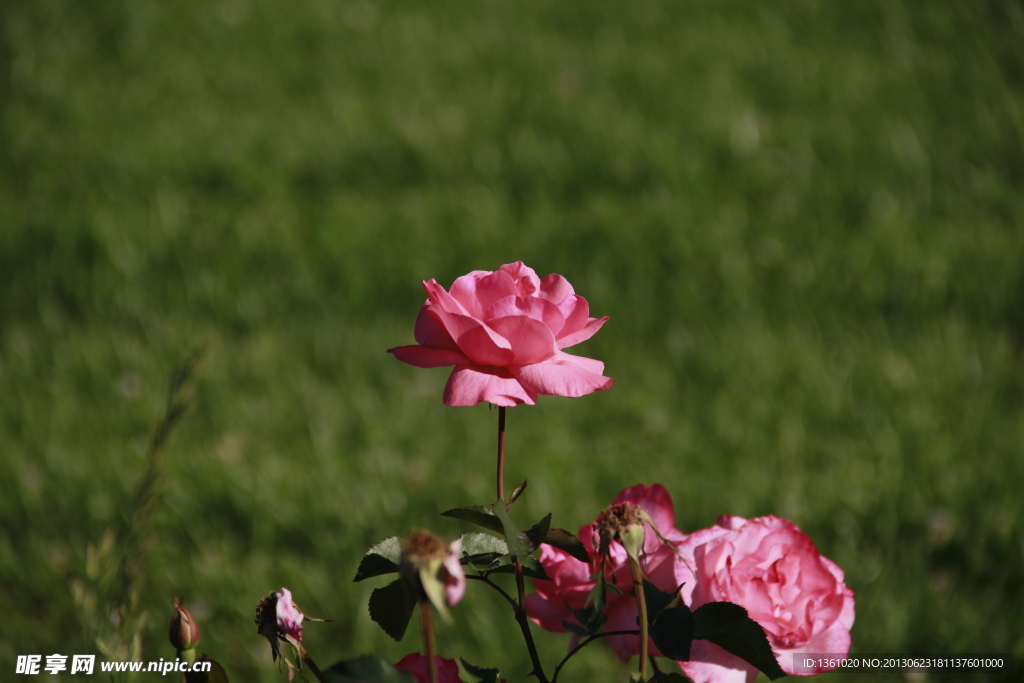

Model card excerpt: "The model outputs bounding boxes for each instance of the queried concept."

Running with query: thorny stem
[550,630,642,683]
[496,406,506,501]
[630,556,650,681]
[421,601,439,683]
[513,556,549,683]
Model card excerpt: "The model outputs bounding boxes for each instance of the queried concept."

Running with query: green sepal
[649,604,694,661]
[441,506,504,534]
[353,536,402,582]
[368,578,418,641]
[692,602,786,680]
[523,513,553,550]
[419,563,452,623]
[508,479,528,506]
[542,528,590,563]
[321,655,416,682]
[460,658,502,683]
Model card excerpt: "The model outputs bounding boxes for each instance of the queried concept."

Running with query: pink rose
[526,484,689,661]
[678,515,855,683]
[394,654,466,683]
[388,261,613,406]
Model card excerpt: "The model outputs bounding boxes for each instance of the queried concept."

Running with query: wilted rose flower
[526,484,689,661]
[168,597,201,651]
[677,515,855,683]
[255,587,305,660]
[388,261,612,406]
[401,529,466,611]
[394,654,466,683]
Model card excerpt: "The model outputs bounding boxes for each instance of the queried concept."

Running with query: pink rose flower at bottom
[677,515,855,683]
[394,654,465,683]
[526,484,692,661]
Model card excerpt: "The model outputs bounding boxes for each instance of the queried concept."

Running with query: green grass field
[2,0,1023,680]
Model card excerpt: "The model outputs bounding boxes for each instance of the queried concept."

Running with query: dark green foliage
[692,602,786,681]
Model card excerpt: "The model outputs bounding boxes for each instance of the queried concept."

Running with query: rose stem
[421,601,439,683]
[496,405,506,501]
[629,556,649,681]
[496,405,549,683]
[297,643,329,683]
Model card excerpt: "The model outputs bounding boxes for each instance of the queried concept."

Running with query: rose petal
[443,365,536,407]
[394,654,466,683]
[429,308,515,367]
[679,641,759,683]
[443,542,467,606]
[558,314,609,349]
[553,351,605,375]
[413,304,462,352]
[510,354,612,398]
[484,295,565,336]
[423,279,469,316]
[388,345,470,368]
[498,261,541,296]
[487,315,559,365]
[538,273,575,304]
[449,270,519,319]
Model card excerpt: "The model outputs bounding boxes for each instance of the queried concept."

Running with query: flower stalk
[420,601,439,683]
[629,557,649,681]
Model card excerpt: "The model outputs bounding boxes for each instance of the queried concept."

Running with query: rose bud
[400,529,466,621]
[169,597,201,652]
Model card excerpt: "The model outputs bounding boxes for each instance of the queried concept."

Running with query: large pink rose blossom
[388,262,613,406]
[394,654,466,683]
[678,515,855,683]
[526,484,691,661]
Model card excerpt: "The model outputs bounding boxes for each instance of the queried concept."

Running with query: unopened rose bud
[169,597,201,651]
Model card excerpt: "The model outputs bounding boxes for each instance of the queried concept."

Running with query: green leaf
[368,579,418,641]
[460,658,502,683]
[564,602,607,635]
[322,655,416,683]
[508,479,528,506]
[523,513,552,550]
[542,528,590,563]
[648,673,692,682]
[353,536,402,582]
[459,533,509,570]
[649,605,694,662]
[491,501,532,556]
[441,506,504,534]
[642,580,680,620]
[692,602,786,680]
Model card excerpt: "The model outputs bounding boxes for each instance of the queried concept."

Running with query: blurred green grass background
[2,0,1023,680]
